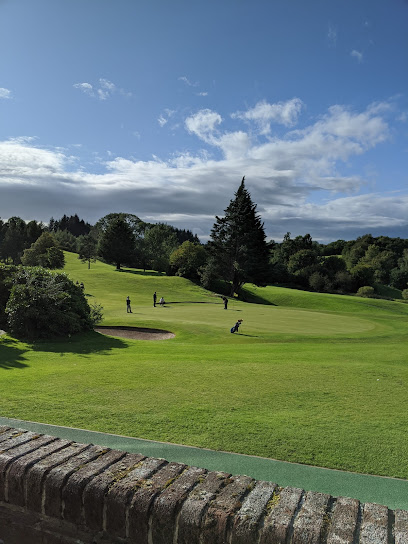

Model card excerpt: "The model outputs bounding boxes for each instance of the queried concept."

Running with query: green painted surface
[1,416,407,511]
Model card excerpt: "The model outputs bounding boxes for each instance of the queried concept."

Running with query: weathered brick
[62,448,125,524]
[395,509,408,544]
[151,466,206,544]
[327,496,359,544]
[0,430,39,453]
[0,427,13,443]
[231,480,277,544]
[82,451,145,532]
[200,474,254,544]
[7,438,70,506]
[260,486,303,544]
[177,470,230,544]
[104,456,165,537]
[292,490,331,544]
[360,502,388,544]
[25,441,89,513]
[43,444,108,519]
[127,461,186,542]
[0,434,57,501]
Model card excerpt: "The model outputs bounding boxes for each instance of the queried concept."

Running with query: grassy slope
[1,252,408,478]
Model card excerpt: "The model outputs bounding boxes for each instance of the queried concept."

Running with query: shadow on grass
[0,337,29,370]
[118,268,166,277]
[239,288,277,306]
[29,330,128,355]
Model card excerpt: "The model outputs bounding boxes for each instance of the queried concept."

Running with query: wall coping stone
[0,425,406,543]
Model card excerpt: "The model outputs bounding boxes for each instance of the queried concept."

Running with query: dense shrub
[0,264,18,329]
[402,289,408,301]
[356,285,375,298]
[5,267,99,339]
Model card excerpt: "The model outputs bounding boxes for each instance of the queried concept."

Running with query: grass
[1,252,408,479]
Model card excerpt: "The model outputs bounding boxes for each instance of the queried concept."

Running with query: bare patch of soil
[95,326,175,341]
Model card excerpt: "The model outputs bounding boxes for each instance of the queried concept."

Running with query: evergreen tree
[206,177,270,296]
[98,217,136,270]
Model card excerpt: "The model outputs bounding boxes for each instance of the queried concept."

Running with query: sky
[0,0,407,243]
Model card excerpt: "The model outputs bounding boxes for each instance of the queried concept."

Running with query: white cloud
[197,91,208,97]
[327,25,337,46]
[0,99,403,243]
[178,75,198,87]
[0,88,12,99]
[232,98,303,134]
[351,49,363,63]
[73,78,129,100]
[185,109,222,142]
[158,109,175,127]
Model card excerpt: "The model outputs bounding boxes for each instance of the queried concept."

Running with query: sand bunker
[95,326,175,341]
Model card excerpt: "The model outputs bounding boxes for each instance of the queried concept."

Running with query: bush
[402,289,408,301]
[356,285,375,298]
[309,272,329,292]
[0,264,18,329]
[5,267,97,339]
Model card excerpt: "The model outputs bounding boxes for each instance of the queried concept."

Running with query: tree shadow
[239,289,277,306]
[28,330,129,355]
[0,337,29,370]
[118,268,166,277]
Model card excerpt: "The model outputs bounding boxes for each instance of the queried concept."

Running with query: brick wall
[0,426,406,543]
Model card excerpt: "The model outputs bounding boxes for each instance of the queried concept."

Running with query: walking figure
[126,296,132,313]
[153,292,157,307]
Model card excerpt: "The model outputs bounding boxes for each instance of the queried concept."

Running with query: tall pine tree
[206,177,270,296]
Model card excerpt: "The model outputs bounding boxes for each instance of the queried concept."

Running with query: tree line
[1,180,408,300]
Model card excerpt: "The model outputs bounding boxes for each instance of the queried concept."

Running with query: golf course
[1,251,408,480]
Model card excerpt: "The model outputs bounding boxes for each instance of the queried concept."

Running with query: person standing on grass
[153,291,157,307]
[222,296,228,309]
[126,296,132,313]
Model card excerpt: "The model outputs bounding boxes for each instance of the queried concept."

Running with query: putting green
[143,303,375,336]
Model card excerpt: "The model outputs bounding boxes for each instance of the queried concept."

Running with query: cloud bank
[0,98,406,243]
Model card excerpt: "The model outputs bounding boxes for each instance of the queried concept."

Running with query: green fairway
[1,252,408,479]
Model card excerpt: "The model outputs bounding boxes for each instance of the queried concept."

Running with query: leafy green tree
[205,177,270,296]
[98,217,136,270]
[0,217,27,264]
[342,234,375,269]
[26,220,44,246]
[170,241,207,280]
[309,271,330,292]
[350,263,375,289]
[53,229,78,252]
[5,267,98,339]
[21,232,65,269]
[332,270,353,293]
[287,249,318,275]
[320,255,347,277]
[359,244,395,284]
[77,234,98,269]
[321,239,347,256]
[143,223,179,273]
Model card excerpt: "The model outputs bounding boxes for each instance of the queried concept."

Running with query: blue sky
[0,0,407,242]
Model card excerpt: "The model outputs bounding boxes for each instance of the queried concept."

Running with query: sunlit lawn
[1,252,408,479]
